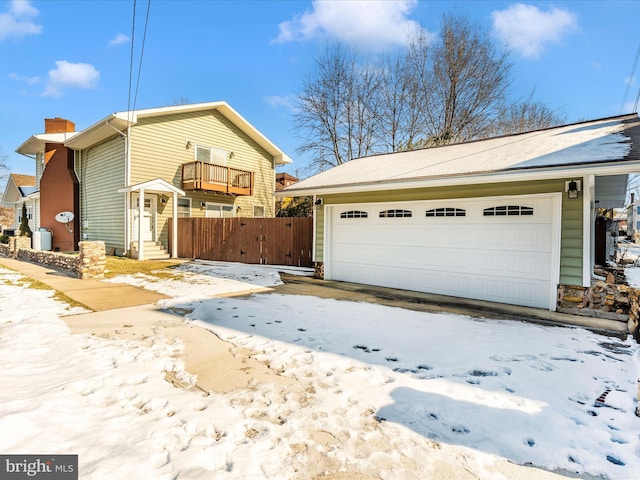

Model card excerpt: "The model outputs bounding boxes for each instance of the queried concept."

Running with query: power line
[132,0,151,113]
[126,0,137,121]
[621,40,640,113]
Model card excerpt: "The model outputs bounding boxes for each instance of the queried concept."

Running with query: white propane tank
[40,229,52,251]
[32,230,42,250]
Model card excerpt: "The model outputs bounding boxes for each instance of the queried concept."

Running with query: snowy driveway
[184,292,639,479]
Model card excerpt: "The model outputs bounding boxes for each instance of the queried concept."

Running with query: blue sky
[1,0,639,181]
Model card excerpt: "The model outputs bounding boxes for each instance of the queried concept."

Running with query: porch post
[583,174,595,287]
[138,188,145,261]
[172,192,178,258]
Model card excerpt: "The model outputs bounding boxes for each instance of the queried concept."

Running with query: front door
[133,194,156,242]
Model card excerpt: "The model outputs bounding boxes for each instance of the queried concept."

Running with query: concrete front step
[130,242,171,260]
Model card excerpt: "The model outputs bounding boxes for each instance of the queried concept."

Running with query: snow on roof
[284,114,640,195]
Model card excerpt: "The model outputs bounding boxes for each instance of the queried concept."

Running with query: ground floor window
[178,198,191,218]
[206,203,234,218]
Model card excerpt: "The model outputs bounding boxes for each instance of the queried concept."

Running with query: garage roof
[282,113,640,196]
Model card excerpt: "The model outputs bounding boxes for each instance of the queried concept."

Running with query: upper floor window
[425,207,466,217]
[195,145,227,165]
[483,205,534,216]
[340,210,368,219]
[379,209,412,218]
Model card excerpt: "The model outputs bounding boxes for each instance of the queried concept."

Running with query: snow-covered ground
[1,260,639,479]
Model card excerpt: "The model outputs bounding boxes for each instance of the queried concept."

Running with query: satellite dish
[55,211,75,234]
[55,211,75,223]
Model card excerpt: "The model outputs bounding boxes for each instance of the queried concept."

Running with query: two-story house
[16,102,292,259]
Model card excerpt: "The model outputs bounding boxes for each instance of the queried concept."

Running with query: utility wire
[621,40,640,113]
[126,0,137,124]
[132,0,151,113]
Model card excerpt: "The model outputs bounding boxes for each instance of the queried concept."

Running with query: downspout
[125,125,132,256]
[105,119,130,256]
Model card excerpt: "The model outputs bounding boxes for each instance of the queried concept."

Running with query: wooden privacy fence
[170,217,313,267]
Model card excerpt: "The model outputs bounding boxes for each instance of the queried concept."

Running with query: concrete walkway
[0,257,287,393]
[0,257,167,311]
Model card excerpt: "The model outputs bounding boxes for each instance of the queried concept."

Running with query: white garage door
[326,195,560,309]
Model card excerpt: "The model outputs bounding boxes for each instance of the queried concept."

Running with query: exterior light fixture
[565,180,581,199]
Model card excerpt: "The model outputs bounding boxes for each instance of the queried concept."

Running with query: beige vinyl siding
[129,110,276,248]
[77,135,127,254]
[315,178,583,286]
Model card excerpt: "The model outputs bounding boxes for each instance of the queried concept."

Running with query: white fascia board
[64,114,133,150]
[277,161,640,197]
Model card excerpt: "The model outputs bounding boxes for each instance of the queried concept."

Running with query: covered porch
[117,178,185,260]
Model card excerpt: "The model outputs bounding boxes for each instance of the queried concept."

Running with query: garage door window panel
[483,205,534,216]
[379,209,412,218]
[425,207,466,217]
[340,210,368,219]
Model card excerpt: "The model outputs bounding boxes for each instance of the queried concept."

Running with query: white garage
[325,194,561,309]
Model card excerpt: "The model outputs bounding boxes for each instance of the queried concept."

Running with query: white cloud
[42,60,100,97]
[8,72,40,84]
[0,0,42,40]
[491,3,577,59]
[109,33,129,46]
[274,0,424,51]
[265,94,297,111]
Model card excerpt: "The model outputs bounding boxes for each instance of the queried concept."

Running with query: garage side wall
[314,178,583,287]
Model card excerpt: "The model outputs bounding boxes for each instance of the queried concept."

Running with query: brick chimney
[44,117,75,134]
[632,193,635,205]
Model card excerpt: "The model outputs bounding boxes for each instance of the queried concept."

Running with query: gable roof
[9,173,35,188]
[1,173,36,206]
[282,113,640,196]
[64,101,292,165]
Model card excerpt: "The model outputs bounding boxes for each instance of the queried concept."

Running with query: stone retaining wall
[0,237,106,279]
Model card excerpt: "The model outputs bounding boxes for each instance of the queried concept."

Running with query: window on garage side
[425,207,466,217]
[483,205,534,216]
[379,209,412,218]
[340,210,368,218]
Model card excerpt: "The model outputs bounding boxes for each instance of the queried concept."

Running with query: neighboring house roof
[10,173,36,189]
[64,101,293,165]
[1,173,36,206]
[282,113,640,196]
[15,132,78,156]
[276,172,299,191]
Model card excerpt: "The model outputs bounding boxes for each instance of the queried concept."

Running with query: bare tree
[0,149,9,195]
[295,43,380,172]
[377,46,427,152]
[489,92,566,136]
[294,12,560,171]
[425,13,512,145]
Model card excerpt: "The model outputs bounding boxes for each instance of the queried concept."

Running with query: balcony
[181,161,254,196]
